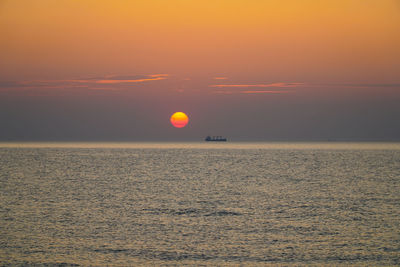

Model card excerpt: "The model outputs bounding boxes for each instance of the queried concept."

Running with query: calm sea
[1,142,400,266]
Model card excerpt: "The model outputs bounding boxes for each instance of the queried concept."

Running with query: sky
[0,0,399,141]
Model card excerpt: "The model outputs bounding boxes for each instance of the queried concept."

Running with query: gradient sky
[1,0,399,141]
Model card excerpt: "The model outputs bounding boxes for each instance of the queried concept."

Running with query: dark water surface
[1,142,400,266]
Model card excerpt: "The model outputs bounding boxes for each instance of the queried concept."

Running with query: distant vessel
[205,136,227,142]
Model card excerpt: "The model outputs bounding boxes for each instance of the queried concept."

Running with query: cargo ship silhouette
[205,136,227,142]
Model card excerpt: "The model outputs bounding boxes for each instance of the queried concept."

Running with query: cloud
[241,90,294,94]
[213,77,228,80]
[210,82,304,88]
[0,74,170,97]
[210,82,302,95]
[213,90,294,95]
[94,77,166,84]
[210,82,400,90]
[336,83,400,88]
[0,74,169,92]
[31,74,169,85]
[147,74,169,78]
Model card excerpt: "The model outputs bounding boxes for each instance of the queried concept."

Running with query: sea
[1,142,400,266]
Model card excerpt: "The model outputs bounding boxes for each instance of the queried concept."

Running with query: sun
[170,112,189,128]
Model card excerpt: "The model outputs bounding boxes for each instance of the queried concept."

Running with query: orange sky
[1,0,399,82]
[0,0,399,140]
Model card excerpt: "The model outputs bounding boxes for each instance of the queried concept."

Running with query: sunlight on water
[1,143,400,265]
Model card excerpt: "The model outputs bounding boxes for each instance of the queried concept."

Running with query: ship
[205,136,227,142]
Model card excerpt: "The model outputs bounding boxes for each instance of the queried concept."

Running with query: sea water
[1,142,400,266]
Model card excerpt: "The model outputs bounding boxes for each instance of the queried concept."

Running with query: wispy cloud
[18,74,169,86]
[210,82,304,88]
[210,82,400,90]
[213,90,294,95]
[213,77,228,80]
[241,90,294,94]
[94,77,166,84]
[0,74,169,92]
[147,74,169,78]
[334,83,400,89]
[210,82,302,95]
[0,74,170,96]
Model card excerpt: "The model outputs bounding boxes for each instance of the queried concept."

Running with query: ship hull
[204,136,227,142]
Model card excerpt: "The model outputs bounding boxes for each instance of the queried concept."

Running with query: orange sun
[170,112,189,128]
